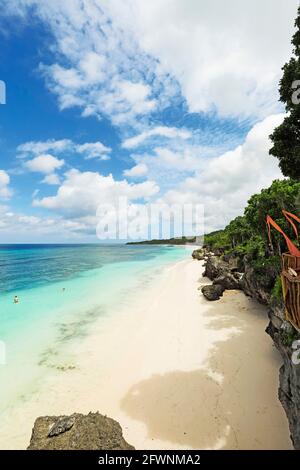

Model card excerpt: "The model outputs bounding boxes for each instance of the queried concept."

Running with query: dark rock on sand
[192,249,205,260]
[27,412,135,450]
[203,255,228,280]
[203,255,241,281]
[48,416,75,437]
[201,284,225,301]
[213,272,242,291]
[202,254,242,293]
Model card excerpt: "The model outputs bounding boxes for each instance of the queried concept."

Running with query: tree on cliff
[269,6,300,180]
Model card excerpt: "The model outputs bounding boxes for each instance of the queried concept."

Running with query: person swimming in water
[13,295,19,304]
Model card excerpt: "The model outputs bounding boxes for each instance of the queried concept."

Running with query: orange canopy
[266,210,300,258]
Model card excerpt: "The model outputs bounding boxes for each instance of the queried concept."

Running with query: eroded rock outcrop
[203,254,242,291]
[241,256,279,305]
[27,412,135,450]
[202,255,226,279]
[267,314,300,450]
[192,248,205,260]
[213,273,242,291]
[201,284,225,301]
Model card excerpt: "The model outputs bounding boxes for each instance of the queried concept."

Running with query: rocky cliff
[197,249,300,449]
[267,317,300,449]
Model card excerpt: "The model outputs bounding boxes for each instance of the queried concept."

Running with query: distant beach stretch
[0,245,291,449]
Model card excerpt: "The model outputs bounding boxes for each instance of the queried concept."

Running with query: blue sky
[0,0,298,242]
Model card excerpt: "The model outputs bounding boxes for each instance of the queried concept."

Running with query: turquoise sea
[0,244,188,414]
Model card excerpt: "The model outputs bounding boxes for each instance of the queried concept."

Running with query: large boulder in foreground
[27,412,134,450]
[201,284,225,301]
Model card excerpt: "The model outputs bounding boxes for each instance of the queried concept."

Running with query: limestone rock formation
[27,412,135,450]
[192,249,205,260]
[201,284,225,301]
[266,315,300,450]
[202,254,242,291]
[241,257,278,305]
[212,273,241,291]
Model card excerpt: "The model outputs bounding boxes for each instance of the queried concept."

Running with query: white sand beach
[0,257,292,450]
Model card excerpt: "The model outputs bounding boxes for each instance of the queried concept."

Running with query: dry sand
[0,258,292,449]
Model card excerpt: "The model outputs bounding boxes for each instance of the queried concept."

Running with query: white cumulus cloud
[161,113,286,231]
[17,139,72,157]
[17,138,112,164]
[122,126,192,149]
[41,173,61,185]
[0,170,12,199]
[75,142,111,160]
[33,169,159,217]
[3,0,299,123]
[126,0,299,118]
[124,163,148,178]
[24,154,65,174]
[2,0,177,126]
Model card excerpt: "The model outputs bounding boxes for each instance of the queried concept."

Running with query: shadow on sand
[121,293,289,449]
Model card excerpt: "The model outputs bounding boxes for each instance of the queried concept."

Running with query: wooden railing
[282,253,300,271]
[282,254,300,331]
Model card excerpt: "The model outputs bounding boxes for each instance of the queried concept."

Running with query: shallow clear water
[0,244,188,412]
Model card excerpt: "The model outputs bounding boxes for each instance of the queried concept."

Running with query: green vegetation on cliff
[205,179,300,294]
[270,6,300,179]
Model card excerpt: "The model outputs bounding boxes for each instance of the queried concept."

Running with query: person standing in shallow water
[13,295,19,304]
